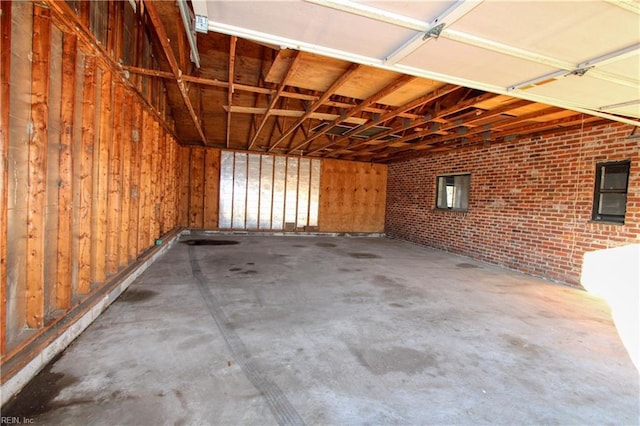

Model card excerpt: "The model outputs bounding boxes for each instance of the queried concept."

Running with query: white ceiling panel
[401,38,559,88]
[597,53,640,82]
[206,1,414,60]
[198,0,640,125]
[525,75,640,115]
[359,1,453,20]
[452,1,640,64]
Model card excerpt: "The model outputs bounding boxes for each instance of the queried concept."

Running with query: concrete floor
[3,235,638,425]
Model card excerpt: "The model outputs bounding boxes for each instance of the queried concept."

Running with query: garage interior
[1,0,639,423]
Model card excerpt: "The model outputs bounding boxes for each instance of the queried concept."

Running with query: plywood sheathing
[319,160,387,233]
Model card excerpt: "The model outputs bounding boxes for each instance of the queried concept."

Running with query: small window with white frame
[436,173,470,211]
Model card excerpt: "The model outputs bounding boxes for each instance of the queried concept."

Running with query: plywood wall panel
[318,159,387,233]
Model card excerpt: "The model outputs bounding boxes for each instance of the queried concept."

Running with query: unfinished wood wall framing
[1,2,186,370]
[185,149,387,233]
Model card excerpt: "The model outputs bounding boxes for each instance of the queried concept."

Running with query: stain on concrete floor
[348,252,380,259]
[181,239,240,246]
[456,263,480,269]
[349,345,438,376]
[117,289,157,303]
[2,354,83,417]
[315,242,337,248]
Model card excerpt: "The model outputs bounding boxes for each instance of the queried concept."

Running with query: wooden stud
[26,5,51,328]
[189,148,205,228]
[149,119,160,241]
[179,147,191,227]
[70,47,85,300]
[1,0,12,353]
[106,83,123,275]
[204,149,220,229]
[119,91,132,266]
[128,101,142,260]
[55,32,77,309]
[137,109,152,250]
[77,56,96,294]
[156,123,166,235]
[163,134,174,231]
[78,0,90,28]
[91,68,112,284]
[106,0,116,56]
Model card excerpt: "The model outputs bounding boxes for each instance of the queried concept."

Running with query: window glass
[601,165,628,189]
[437,174,470,211]
[598,193,627,216]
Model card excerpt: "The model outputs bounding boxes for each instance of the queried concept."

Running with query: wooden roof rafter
[287,74,418,154]
[366,106,571,161]
[267,63,362,153]
[311,83,463,157]
[381,116,609,164]
[346,97,536,159]
[247,51,302,150]
[143,0,207,145]
[320,91,500,158]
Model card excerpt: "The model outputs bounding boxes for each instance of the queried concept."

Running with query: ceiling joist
[268,63,362,152]
[287,73,418,153]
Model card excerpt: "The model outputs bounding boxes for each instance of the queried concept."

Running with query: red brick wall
[385,122,639,286]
